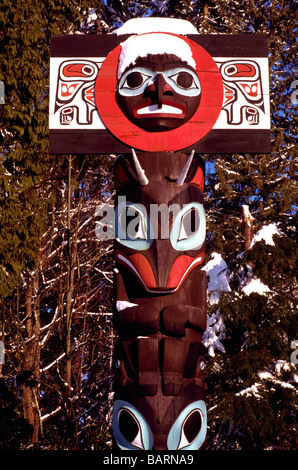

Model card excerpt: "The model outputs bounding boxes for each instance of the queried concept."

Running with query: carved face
[114,152,205,293]
[116,54,201,132]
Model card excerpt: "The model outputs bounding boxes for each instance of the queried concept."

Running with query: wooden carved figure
[110,31,210,450]
[49,17,270,450]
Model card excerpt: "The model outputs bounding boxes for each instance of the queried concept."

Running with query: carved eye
[118,408,145,449]
[119,206,146,240]
[178,207,200,241]
[167,400,207,450]
[170,203,206,251]
[170,71,197,90]
[116,201,153,250]
[166,67,201,96]
[122,71,151,90]
[118,68,153,95]
[178,409,203,449]
[113,400,154,450]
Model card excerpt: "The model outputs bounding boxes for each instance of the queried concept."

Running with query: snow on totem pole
[49,17,270,450]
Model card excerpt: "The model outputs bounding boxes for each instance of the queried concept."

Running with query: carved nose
[155,239,177,289]
[156,73,166,108]
[146,74,173,108]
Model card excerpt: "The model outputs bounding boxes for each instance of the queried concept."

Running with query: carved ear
[114,154,139,189]
[114,150,149,190]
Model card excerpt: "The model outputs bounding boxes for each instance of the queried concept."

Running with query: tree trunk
[65,155,74,394]
[242,205,254,252]
[22,272,41,444]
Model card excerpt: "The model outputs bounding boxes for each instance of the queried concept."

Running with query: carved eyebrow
[167,186,204,207]
[132,57,192,72]
[162,61,192,71]
[127,60,157,71]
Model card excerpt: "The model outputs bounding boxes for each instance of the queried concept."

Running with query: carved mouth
[133,100,186,119]
[115,250,203,294]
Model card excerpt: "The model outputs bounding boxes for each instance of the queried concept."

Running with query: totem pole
[49,17,270,450]
[109,33,211,449]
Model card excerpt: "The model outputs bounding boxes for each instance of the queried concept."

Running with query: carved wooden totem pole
[49,17,270,450]
[109,33,213,449]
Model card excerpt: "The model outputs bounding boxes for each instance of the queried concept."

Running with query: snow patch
[112,17,198,36]
[202,312,226,357]
[271,359,291,375]
[203,252,231,305]
[201,253,230,356]
[117,33,197,79]
[87,9,97,22]
[236,360,297,400]
[242,204,254,226]
[258,371,296,390]
[250,223,281,248]
[242,277,271,296]
[236,383,263,399]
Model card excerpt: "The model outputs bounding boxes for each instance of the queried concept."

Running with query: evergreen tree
[192,0,297,450]
[0,1,114,449]
[0,0,90,296]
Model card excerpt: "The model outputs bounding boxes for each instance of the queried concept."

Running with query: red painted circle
[95,33,223,152]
